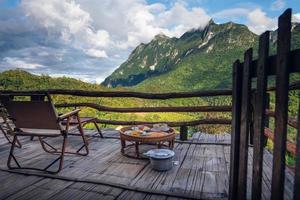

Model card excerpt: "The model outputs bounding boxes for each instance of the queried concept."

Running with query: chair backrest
[0,94,61,130]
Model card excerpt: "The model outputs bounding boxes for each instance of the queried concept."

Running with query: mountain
[102,21,300,91]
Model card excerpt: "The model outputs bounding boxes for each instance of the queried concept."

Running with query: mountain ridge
[102,21,300,91]
[102,20,258,89]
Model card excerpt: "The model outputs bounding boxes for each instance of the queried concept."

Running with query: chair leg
[75,115,89,156]
[46,115,89,156]
[38,115,89,156]
[7,135,68,174]
[15,138,22,148]
[39,129,88,156]
[39,137,59,153]
[0,126,22,148]
[57,134,67,172]
[45,134,67,174]
[7,135,21,169]
[93,121,103,138]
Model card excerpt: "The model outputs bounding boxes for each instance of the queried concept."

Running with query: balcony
[0,125,295,199]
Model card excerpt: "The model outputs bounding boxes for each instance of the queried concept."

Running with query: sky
[0,0,299,83]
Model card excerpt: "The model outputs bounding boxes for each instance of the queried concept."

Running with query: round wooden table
[119,126,175,159]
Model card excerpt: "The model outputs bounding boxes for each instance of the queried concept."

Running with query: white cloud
[21,0,110,58]
[76,0,210,49]
[293,13,300,23]
[247,8,277,34]
[213,8,249,20]
[16,0,211,60]
[214,7,300,35]
[3,57,45,69]
[271,0,285,11]
[213,7,278,35]
[157,2,210,32]
[85,49,108,58]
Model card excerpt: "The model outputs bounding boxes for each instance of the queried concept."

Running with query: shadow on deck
[0,129,294,200]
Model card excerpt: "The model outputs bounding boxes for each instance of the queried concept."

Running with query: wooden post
[229,60,243,200]
[237,48,253,200]
[251,31,270,200]
[271,8,291,200]
[294,99,300,200]
[30,95,46,101]
[180,126,188,141]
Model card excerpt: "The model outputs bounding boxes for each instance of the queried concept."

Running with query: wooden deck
[0,129,294,200]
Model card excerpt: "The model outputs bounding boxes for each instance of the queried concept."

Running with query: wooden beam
[294,100,300,199]
[237,48,253,200]
[0,80,299,101]
[252,31,269,200]
[264,128,296,156]
[179,126,188,141]
[248,49,300,78]
[271,8,291,200]
[0,89,232,99]
[267,81,300,91]
[95,118,231,127]
[55,103,232,113]
[265,110,298,129]
[229,60,243,200]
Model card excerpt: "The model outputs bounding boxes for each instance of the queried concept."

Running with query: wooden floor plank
[5,179,74,200]
[0,171,43,200]
[0,130,295,200]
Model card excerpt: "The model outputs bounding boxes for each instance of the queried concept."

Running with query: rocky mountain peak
[153,34,169,41]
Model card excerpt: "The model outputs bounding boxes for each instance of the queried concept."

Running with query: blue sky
[0,0,299,83]
[146,0,300,15]
[0,0,20,8]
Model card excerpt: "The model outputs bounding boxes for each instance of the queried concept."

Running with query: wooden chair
[0,94,89,174]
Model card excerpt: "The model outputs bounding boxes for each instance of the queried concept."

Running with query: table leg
[121,139,126,154]
[135,142,139,158]
[157,142,162,149]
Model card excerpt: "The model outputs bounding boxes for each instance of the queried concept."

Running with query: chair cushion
[16,128,62,137]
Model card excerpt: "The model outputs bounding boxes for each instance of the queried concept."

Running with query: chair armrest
[58,109,81,120]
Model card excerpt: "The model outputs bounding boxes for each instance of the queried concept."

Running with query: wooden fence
[0,88,233,141]
[1,85,298,145]
[229,8,300,200]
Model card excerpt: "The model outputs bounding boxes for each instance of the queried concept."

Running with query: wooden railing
[0,89,232,99]
[229,8,300,200]
[0,89,233,141]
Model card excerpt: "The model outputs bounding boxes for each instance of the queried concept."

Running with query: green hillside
[0,69,106,91]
